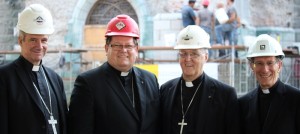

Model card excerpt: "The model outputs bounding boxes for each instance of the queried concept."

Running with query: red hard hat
[105,14,139,38]
[202,0,209,6]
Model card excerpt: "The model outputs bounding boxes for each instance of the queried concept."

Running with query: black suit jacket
[160,73,239,134]
[68,62,160,134]
[239,80,300,134]
[0,56,68,134]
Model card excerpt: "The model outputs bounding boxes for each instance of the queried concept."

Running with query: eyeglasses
[253,60,279,68]
[110,44,136,51]
[178,52,201,59]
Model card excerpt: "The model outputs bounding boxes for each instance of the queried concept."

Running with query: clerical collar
[32,61,43,72]
[259,79,280,95]
[32,65,40,72]
[185,82,193,87]
[261,89,270,94]
[121,72,129,76]
[182,74,204,88]
[19,56,41,72]
[107,63,132,77]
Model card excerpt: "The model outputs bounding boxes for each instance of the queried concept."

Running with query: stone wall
[294,0,300,42]
[1,0,298,50]
[249,0,293,27]
[0,0,24,50]
[25,0,76,48]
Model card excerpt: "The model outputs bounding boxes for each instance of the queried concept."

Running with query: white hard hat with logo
[174,25,211,49]
[17,4,54,34]
[247,34,285,60]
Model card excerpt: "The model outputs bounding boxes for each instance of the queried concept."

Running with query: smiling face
[19,32,49,65]
[179,49,208,81]
[105,36,138,72]
[250,56,282,89]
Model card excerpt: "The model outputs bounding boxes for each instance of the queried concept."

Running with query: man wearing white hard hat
[239,34,300,134]
[160,25,239,134]
[0,4,68,134]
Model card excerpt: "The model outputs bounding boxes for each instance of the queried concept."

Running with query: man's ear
[18,36,23,46]
[249,63,254,71]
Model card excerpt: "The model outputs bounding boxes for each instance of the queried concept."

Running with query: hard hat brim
[247,53,285,58]
[19,27,54,35]
[105,32,139,39]
[174,44,211,49]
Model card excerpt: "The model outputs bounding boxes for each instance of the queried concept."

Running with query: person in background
[0,4,68,134]
[68,14,160,134]
[160,25,239,134]
[197,0,215,58]
[182,0,197,27]
[232,16,241,45]
[214,1,225,26]
[214,0,238,57]
[239,34,300,134]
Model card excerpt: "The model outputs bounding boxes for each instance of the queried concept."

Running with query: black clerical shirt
[107,63,141,119]
[20,56,61,134]
[258,80,279,130]
[171,74,204,134]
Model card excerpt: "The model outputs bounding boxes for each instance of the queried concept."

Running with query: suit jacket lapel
[43,66,59,98]
[248,89,261,133]
[168,79,179,116]
[134,68,146,121]
[14,58,44,113]
[43,67,66,110]
[42,66,67,132]
[195,74,213,133]
[166,78,180,133]
[104,64,139,120]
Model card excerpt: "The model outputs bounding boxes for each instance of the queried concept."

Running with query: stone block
[256,27,295,47]
[153,13,181,20]
[170,19,183,30]
[153,30,162,42]
[154,20,171,30]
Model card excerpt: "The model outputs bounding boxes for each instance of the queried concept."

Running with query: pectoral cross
[48,115,57,134]
[178,118,187,134]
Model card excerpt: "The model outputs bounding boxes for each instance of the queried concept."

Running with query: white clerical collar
[32,65,40,72]
[121,72,129,76]
[262,89,270,94]
[185,81,194,87]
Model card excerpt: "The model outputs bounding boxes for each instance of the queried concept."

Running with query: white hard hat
[247,34,284,59]
[17,4,54,34]
[174,25,211,49]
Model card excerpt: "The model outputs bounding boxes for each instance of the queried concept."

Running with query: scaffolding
[0,46,299,99]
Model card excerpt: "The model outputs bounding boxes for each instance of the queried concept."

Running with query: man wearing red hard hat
[68,14,160,134]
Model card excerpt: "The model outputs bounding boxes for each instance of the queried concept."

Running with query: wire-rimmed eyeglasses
[178,52,201,59]
[253,60,279,68]
[109,44,137,51]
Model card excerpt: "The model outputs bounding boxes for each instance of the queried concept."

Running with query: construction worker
[239,34,300,134]
[197,0,214,45]
[160,25,239,134]
[182,0,197,27]
[215,0,238,57]
[197,0,215,58]
[68,14,160,134]
[0,4,68,134]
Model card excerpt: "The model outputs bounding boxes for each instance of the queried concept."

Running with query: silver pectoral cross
[178,118,187,134]
[48,115,57,134]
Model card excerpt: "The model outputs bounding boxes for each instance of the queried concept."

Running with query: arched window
[86,0,138,25]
